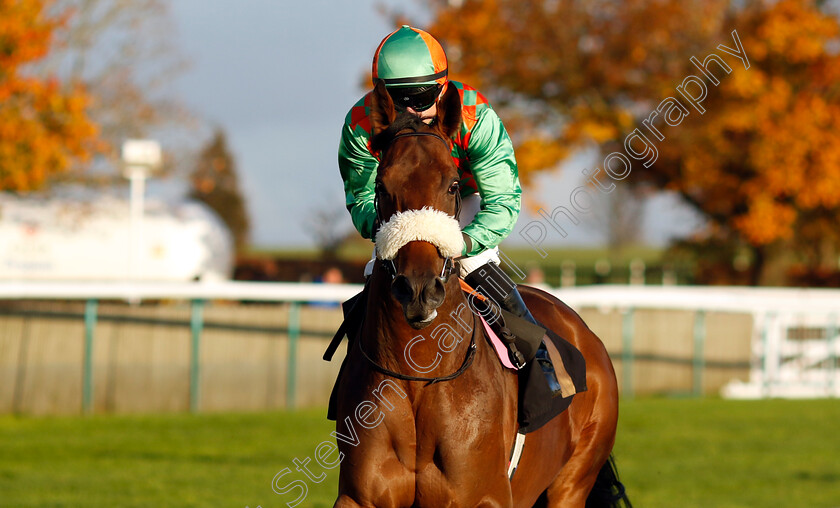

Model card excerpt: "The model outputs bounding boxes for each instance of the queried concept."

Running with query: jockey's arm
[461,106,522,257]
[338,116,379,240]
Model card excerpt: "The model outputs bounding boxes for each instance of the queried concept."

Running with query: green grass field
[2,398,839,507]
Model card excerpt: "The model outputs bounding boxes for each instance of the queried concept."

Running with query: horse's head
[369,80,463,329]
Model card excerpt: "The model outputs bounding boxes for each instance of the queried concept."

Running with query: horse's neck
[363,271,475,371]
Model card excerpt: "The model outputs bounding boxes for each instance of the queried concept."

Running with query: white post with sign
[122,140,162,281]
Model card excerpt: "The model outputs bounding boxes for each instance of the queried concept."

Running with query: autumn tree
[0,0,98,190]
[25,0,192,188]
[44,0,189,145]
[189,130,250,252]
[424,0,840,285]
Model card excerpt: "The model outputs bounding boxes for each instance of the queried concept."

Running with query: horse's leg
[518,286,620,508]
[530,490,549,508]
[542,412,615,506]
[539,357,618,507]
[333,495,365,507]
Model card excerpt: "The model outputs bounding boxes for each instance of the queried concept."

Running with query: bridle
[361,129,477,384]
[373,130,461,283]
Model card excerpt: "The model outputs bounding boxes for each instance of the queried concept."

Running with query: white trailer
[0,192,233,282]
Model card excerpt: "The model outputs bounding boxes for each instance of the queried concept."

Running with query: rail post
[828,313,837,397]
[759,312,775,397]
[621,307,635,398]
[190,299,205,413]
[286,302,301,409]
[83,299,98,414]
[693,310,706,397]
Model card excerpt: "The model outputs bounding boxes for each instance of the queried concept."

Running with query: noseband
[374,130,461,282]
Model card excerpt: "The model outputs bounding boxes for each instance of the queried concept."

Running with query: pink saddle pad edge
[479,315,519,370]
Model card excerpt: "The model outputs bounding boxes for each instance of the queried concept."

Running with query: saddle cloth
[516,324,587,434]
[481,314,580,397]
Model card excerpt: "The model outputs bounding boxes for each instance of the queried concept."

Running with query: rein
[391,130,451,150]
[357,309,479,385]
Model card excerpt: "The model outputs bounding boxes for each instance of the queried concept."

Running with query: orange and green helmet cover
[372,26,448,88]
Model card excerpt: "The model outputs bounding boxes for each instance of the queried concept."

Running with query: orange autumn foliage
[0,0,98,191]
[426,0,840,255]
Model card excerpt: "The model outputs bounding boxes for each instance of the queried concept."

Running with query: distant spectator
[260,259,279,281]
[321,266,344,284]
[525,263,551,290]
[526,264,545,284]
[311,266,345,307]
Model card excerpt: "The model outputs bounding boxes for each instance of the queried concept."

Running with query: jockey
[338,26,561,394]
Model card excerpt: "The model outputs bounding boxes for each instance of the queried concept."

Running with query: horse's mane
[370,113,430,154]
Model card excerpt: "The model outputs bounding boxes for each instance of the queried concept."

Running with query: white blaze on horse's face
[375,206,462,261]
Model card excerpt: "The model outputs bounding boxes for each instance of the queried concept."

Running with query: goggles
[387,84,442,112]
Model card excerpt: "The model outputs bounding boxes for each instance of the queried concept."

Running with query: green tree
[189,130,250,252]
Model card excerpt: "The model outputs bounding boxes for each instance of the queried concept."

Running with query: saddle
[323,282,587,433]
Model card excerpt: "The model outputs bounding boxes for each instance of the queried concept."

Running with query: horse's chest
[400,388,514,504]
[338,356,517,506]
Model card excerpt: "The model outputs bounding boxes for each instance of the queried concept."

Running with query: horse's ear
[370,80,396,136]
[435,82,462,139]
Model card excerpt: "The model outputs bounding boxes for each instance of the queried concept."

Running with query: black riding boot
[464,262,564,396]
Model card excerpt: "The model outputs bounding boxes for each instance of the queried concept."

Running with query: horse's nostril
[424,277,446,308]
[391,275,414,304]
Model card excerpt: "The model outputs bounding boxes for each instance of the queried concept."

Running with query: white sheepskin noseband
[375,207,462,260]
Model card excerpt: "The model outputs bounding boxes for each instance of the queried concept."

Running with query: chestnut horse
[332,82,624,507]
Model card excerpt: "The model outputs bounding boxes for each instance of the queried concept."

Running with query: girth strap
[507,432,527,480]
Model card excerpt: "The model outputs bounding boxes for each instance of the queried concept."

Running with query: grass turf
[1,398,838,507]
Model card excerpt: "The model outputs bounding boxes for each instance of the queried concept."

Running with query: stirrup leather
[463,261,565,397]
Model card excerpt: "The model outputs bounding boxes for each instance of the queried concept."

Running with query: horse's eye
[375,181,385,194]
[448,181,460,195]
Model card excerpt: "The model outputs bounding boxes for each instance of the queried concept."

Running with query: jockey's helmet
[372,26,448,112]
